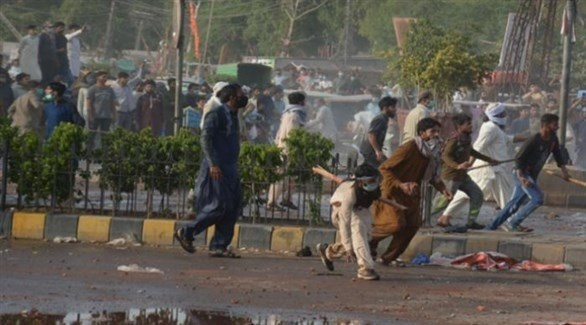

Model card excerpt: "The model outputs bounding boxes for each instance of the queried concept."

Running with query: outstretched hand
[400,182,419,196]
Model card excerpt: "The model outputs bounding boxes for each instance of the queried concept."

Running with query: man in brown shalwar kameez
[370,118,453,265]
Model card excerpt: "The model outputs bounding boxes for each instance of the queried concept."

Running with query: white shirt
[66,29,83,77]
[18,34,42,81]
[111,81,134,113]
[306,105,337,141]
[469,121,515,180]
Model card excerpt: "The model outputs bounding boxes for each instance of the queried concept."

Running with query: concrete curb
[5,213,586,269]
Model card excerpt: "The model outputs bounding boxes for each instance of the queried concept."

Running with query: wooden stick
[312,165,343,185]
[312,165,408,210]
[467,159,516,171]
[545,170,586,188]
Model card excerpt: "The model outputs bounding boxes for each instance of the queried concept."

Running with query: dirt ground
[1,240,585,324]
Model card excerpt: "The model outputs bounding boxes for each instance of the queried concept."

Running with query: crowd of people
[2,20,584,283]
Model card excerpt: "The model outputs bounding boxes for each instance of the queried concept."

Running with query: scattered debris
[545,212,561,220]
[116,264,164,274]
[53,237,79,243]
[106,235,142,247]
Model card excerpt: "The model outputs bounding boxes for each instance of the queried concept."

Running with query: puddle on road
[0,308,380,324]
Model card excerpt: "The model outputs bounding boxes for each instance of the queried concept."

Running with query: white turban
[213,81,229,95]
[485,103,506,126]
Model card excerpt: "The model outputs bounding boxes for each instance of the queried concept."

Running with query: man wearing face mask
[316,163,382,281]
[438,103,527,228]
[43,82,75,139]
[359,96,397,168]
[402,90,435,144]
[175,84,247,258]
[370,118,452,266]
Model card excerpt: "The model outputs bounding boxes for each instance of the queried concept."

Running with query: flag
[189,2,201,59]
[560,4,576,43]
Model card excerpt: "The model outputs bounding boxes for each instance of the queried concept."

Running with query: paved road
[1,240,585,324]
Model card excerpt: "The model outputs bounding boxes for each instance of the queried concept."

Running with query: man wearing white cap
[437,103,527,227]
[200,81,229,129]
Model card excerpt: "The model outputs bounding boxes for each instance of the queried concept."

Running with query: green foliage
[96,128,142,202]
[239,142,283,207]
[138,128,200,195]
[8,132,43,204]
[39,123,86,204]
[395,20,497,110]
[284,128,334,182]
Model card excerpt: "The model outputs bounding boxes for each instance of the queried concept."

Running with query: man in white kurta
[441,103,522,222]
[66,24,85,79]
[18,26,42,81]
[316,164,381,281]
[306,98,337,142]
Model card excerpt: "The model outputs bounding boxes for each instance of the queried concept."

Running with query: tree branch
[296,0,329,19]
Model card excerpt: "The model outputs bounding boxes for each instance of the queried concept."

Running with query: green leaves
[40,123,86,204]
[395,20,497,110]
[239,142,284,207]
[284,128,334,183]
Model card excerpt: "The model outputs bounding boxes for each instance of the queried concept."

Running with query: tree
[279,0,330,56]
[395,20,497,110]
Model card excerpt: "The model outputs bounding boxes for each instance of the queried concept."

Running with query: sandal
[209,249,241,258]
[517,225,534,233]
[436,221,452,228]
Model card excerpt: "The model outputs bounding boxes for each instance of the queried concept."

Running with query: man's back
[275,106,304,150]
[401,104,428,144]
[9,91,43,134]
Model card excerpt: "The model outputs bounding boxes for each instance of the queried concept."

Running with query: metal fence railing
[0,129,359,226]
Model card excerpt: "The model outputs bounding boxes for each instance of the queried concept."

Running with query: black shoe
[316,243,334,271]
[174,229,195,253]
[267,203,285,212]
[280,200,298,210]
[466,221,485,230]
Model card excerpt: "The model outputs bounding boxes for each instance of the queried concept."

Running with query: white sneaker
[357,268,380,281]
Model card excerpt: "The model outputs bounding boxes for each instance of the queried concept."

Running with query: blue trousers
[182,160,241,251]
[486,171,543,230]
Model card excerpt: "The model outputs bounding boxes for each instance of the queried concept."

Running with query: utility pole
[559,0,575,151]
[174,0,186,135]
[201,0,216,66]
[343,0,351,66]
[134,20,144,51]
[104,0,117,59]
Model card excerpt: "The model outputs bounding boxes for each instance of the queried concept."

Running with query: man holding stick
[435,104,526,228]
[315,164,383,281]
[486,113,570,232]
[369,118,452,266]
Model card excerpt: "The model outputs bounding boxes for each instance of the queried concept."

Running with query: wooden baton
[545,170,586,188]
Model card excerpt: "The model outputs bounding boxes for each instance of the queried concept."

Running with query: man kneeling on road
[317,164,382,281]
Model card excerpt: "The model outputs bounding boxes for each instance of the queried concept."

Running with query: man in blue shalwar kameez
[175,84,248,257]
